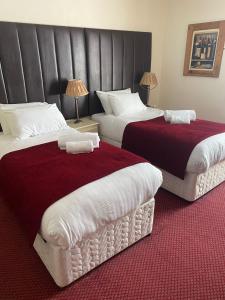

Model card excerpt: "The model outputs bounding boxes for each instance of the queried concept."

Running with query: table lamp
[66,79,89,123]
[139,72,158,105]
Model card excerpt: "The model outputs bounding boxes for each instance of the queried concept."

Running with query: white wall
[160,0,225,122]
[0,0,169,107]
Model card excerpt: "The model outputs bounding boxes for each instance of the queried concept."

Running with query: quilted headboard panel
[86,29,151,114]
[0,22,88,119]
[0,22,151,117]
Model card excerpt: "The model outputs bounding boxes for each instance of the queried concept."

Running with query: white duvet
[0,128,162,249]
[92,108,225,174]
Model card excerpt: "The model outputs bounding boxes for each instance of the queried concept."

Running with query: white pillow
[4,104,68,139]
[96,88,131,114]
[109,92,146,116]
[0,102,47,135]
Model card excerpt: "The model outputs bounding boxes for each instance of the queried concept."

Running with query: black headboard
[0,22,151,118]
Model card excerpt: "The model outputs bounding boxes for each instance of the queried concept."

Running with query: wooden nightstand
[67,117,99,133]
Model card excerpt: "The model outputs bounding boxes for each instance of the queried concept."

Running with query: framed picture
[183,21,225,77]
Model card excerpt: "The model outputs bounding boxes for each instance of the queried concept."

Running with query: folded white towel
[58,132,100,150]
[170,115,191,124]
[164,110,196,123]
[66,141,94,154]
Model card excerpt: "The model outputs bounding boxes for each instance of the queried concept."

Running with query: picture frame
[183,21,225,77]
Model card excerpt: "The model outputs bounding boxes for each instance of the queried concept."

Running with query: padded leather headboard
[86,29,151,114]
[0,22,151,118]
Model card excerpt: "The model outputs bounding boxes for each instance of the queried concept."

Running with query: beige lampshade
[66,79,89,97]
[140,72,158,90]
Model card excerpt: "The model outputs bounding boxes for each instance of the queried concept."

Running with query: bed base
[161,159,225,201]
[33,198,155,287]
[101,136,225,202]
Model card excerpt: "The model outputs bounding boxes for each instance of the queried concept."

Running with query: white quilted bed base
[161,159,225,201]
[101,136,225,202]
[33,198,155,287]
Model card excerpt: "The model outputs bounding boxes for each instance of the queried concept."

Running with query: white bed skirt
[161,159,225,201]
[34,198,155,287]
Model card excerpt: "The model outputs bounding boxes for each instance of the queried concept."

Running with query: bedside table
[67,117,99,133]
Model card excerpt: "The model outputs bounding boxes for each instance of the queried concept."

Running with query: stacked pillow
[96,88,131,114]
[0,90,147,139]
[96,88,146,116]
[0,102,68,139]
[0,102,47,135]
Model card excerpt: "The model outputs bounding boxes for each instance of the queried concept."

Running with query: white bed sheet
[92,108,225,174]
[0,129,162,249]
[0,127,76,159]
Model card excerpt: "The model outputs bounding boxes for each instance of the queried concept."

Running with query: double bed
[92,108,225,201]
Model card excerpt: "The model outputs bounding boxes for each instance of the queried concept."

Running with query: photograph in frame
[183,21,225,77]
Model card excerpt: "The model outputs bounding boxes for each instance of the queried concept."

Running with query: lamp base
[74,97,81,124]
[74,119,82,124]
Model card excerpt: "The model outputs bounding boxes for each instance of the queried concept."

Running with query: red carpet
[1,185,225,300]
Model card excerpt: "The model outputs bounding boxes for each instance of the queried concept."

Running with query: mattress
[0,130,162,249]
[92,109,225,174]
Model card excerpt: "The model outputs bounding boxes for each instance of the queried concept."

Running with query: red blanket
[122,117,225,179]
[0,141,146,244]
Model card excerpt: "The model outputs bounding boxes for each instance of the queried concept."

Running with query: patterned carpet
[1,184,225,300]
